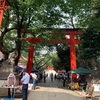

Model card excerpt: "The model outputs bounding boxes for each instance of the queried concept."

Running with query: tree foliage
[0,0,99,70]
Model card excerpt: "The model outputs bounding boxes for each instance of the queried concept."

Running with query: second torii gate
[24,29,82,74]
[0,0,10,28]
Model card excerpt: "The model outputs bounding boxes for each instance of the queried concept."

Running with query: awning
[68,67,91,74]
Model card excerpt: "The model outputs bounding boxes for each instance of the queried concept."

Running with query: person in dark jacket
[50,73,53,82]
[63,74,66,87]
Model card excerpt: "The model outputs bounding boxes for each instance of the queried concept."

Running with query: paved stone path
[1,77,97,100]
[28,77,86,100]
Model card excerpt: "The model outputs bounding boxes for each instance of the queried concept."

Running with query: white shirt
[21,73,30,84]
[31,73,37,80]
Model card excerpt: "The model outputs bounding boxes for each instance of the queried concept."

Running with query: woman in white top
[30,72,37,90]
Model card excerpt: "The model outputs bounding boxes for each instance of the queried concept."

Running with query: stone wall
[0,61,14,79]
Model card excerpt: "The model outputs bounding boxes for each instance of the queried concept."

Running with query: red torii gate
[24,29,82,74]
[0,0,10,28]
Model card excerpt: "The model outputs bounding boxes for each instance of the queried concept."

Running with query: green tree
[0,0,64,66]
[0,0,99,71]
[79,0,100,69]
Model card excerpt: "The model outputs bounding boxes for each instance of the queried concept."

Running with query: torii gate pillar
[65,30,82,71]
[24,38,43,74]
[27,46,34,74]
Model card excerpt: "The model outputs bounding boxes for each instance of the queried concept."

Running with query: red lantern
[0,0,10,28]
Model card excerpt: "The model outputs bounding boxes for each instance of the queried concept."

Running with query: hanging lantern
[0,0,10,28]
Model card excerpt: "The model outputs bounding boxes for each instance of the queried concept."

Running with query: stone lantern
[0,0,10,28]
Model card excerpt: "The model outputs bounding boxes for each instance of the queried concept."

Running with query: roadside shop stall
[67,67,91,90]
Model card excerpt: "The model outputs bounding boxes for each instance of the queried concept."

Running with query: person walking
[43,72,47,83]
[63,73,66,87]
[54,74,57,80]
[7,73,16,98]
[40,73,43,82]
[21,69,30,100]
[30,72,37,90]
[50,73,53,82]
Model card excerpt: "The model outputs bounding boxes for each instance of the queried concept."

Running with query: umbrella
[57,70,66,74]
[15,66,26,73]
[32,69,40,73]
